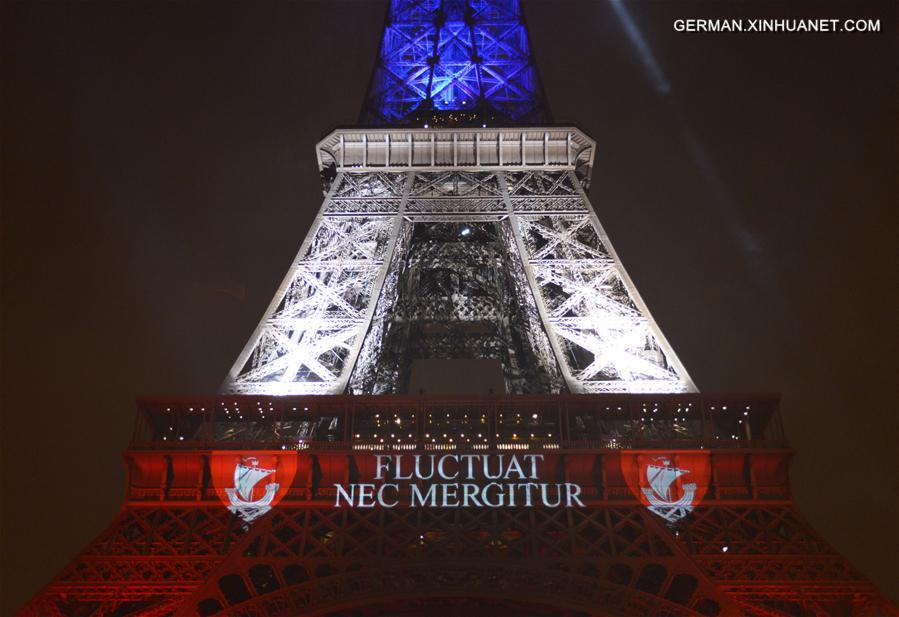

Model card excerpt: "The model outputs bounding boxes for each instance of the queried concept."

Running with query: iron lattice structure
[362,0,547,126]
[223,127,694,397]
[23,395,894,616]
[23,1,896,616]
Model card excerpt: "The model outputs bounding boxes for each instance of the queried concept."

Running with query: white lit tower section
[223,0,695,396]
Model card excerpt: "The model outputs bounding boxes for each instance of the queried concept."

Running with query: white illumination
[221,127,694,396]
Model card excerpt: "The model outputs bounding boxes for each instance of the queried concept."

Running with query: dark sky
[2,1,896,612]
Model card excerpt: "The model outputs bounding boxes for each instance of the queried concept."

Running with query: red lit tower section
[23,395,894,616]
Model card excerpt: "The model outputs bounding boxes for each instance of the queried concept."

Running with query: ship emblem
[641,457,697,523]
[226,456,279,523]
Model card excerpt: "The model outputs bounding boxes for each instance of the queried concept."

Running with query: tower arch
[186,561,715,617]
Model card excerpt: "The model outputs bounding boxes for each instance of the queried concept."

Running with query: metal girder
[316,128,597,189]
[223,173,407,396]
[361,0,547,125]
[25,501,891,617]
[172,505,737,616]
[224,152,694,396]
[22,0,897,614]
[25,394,891,617]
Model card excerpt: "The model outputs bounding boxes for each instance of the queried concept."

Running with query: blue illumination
[364,0,546,125]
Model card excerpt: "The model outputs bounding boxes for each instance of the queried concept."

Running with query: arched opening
[199,561,710,617]
[319,596,591,617]
[217,573,250,605]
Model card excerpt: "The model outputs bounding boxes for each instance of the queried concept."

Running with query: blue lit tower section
[362,0,547,126]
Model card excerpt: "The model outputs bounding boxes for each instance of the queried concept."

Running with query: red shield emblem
[211,451,297,522]
[620,452,710,523]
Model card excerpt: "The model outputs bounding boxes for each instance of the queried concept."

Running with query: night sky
[2,1,896,612]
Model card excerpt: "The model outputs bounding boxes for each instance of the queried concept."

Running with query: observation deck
[127,393,791,508]
[134,393,783,451]
[316,127,597,190]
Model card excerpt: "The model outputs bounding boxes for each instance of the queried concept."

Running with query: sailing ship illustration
[225,456,279,523]
[641,457,697,523]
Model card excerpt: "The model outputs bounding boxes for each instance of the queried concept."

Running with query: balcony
[131,393,785,453]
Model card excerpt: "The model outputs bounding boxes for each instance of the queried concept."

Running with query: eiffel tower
[24,1,895,615]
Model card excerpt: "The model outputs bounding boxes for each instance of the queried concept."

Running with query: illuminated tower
[222,0,692,397]
[24,2,895,616]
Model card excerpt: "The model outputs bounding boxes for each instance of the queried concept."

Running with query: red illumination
[620,451,711,521]
[211,451,297,510]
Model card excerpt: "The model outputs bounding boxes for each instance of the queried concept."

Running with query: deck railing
[131,393,785,451]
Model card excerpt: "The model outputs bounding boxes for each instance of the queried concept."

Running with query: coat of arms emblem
[641,457,697,523]
[211,452,298,526]
[225,456,280,523]
[621,452,709,524]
